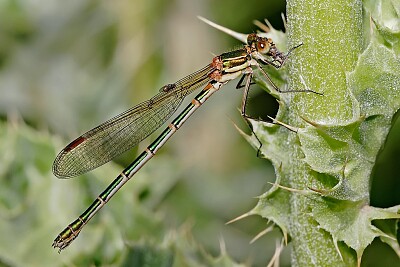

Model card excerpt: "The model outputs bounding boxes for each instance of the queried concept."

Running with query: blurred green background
[0,0,398,266]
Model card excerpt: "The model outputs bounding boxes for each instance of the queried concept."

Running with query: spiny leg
[236,73,255,89]
[238,72,265,157]
[257,43,322,95]
[238,55,317,157]
[238,72,299,156]
[237,69,299,157]
[255,64,322,95]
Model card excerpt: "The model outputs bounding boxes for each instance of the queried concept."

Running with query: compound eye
[257,40,270,53]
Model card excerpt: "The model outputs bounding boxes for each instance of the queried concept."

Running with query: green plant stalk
[201,4,400,265]
[285,0,362,265]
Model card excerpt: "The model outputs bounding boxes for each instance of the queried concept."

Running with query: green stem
[285,0,362,266]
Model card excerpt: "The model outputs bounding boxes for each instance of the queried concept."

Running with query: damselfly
[52,31,313,252]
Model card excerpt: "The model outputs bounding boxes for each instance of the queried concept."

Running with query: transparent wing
[53,64,213,178]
